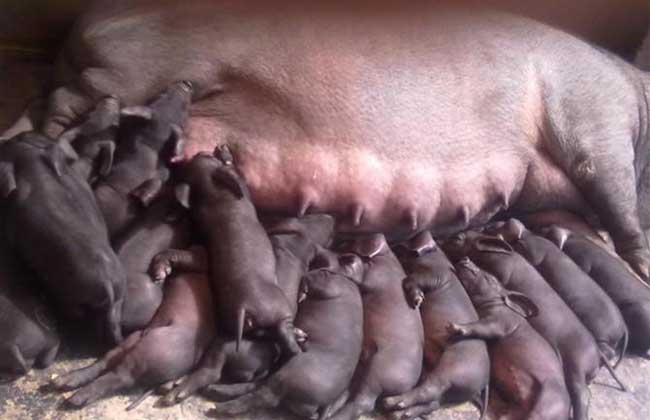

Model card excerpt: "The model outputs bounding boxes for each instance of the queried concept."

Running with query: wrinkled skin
[449,259,570,420]
[381,231,489,420]
[206,253,365,418]
[329,234,424,420]
[0,240,59,379]
[93,81,192,239]
[443,230,624,420]
[173,152,302,357]
[160,213,335,405]
[0,131,125,344]
[487,219,628,362]
[50,271,215,408]
[41,1,650,279]
[544,225,650,355]
[113,191,191,333]
[58,96,120,183]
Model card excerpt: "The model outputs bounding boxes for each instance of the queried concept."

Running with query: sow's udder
[184,115,581,236]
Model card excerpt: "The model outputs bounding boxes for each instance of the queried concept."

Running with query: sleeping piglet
[172,148,302,357]
[50,267,215,408]
[204,252,364,419]
[0,240,59,379]
[488,219,628,362]
[58,96,119,183]
[0,131,126,344]
[160,214,335,405]
[443,230,625,420]
[449,258,571,420]
[381,231,489,420]
[93,81,192,239]
[544,225,650,355]
[113,190,192,333]
[329,233,424,420]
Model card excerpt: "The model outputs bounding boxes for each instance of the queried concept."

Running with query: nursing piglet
[161,214,335,405]
[205,252,364,418]
[444,231,625,420]
[172,149,302,357]
[58,96,119,183]
[0,241,59,379]
[329,233,424,420]
[449,258,570,420]
[93,81,191,238]
[544,225,650,355]
[113,191,191,332]
[381,231,489,420]
[50,269,215,408]
[489,219,628,362]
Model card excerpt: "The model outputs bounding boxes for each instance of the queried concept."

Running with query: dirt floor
[2,340,650,420]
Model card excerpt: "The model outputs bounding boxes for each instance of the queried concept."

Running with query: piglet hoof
[150,254,173,283]
[446,323,467,337]
[50,373,83,392]
[64,391,93,409]
[409,290,425,310]
[621,248,650,282]
[381,396,407,410]
[294,327,308,343]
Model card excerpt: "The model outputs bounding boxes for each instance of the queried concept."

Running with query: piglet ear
[213,144,234,165]
[174,183,191,209]
[212,167,245,199]
[120,105,153,122]
[545,225,571,250]
[474,237,514,254]
[0,162,17,198]
[339,253,364,284]
[408,230,437,257]
[504,292,539,319]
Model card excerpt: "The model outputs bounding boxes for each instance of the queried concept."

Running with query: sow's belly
[185,113,586,238]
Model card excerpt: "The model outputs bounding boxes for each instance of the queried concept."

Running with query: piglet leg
[317,390,349,420]
[207,385,279,416]
[402,277,425,309]
[387,400,441,420]
[382,375,448,414]
[328,366,381,420]
[276,318,305,356]
[566,370,591,420]
[51,331,142,391]
[201,382,259,401]
[36,341,60,369]
[150,246,208,282]
[65,369,135,408]
[447,318,510,340]
[161,338,229,405]
[4,345,29,375]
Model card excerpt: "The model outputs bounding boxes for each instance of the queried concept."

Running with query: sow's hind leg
[541,66,650,280]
